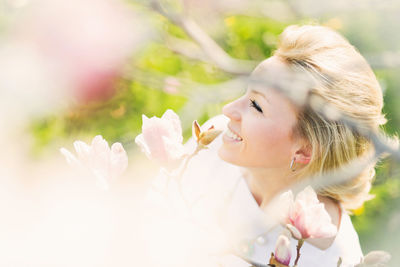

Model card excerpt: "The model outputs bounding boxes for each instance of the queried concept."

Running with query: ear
[294,144,312,165]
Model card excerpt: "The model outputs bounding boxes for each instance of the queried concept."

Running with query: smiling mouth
[225,127,243,141]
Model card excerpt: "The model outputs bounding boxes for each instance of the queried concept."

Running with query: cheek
[245,122,294,165]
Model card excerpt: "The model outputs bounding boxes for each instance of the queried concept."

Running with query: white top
[144,115,363,267]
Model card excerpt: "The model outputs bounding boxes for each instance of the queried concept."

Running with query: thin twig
[149,0,257,74]
[294,239,304,266]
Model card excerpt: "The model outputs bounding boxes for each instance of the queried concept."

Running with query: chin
[217,146,243,166]
[217,146,232,163]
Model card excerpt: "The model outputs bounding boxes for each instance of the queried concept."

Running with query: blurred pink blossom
[355,250,391,267]
[274,234,292,266]
[60,135,128,190]
[7,0,149,103]
[279,186,337,239]
[163,77,181,95]
[135,109,185,167]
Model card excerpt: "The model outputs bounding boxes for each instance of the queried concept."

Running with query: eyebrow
[249,89,270,103]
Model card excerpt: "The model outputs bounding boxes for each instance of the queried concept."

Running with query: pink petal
[91,135,110,155]
[86,136,111,181]
[73,140,91,163]
[305,204,337,238]
[291,200,310,239]
[135,134,151,158]
[142,122,170,163]
[161,109,183,143]
[274,235,291,265]
[138,111,184,166]
[286,224,302,240]
[142,114,149,124]
[110,142,128,179]
[278,190,294,224]
[60,147,79,166]
[161,136,185,162]
[296,186,319,206]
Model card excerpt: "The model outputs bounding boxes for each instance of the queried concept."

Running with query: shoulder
[332,212,363,264]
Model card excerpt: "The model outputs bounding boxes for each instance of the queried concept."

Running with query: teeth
[226,128,242,141]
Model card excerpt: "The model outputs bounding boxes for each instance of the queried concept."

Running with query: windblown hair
[274,25,387,211]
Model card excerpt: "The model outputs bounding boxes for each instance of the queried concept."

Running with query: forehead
[252,56,290,78]
[249,56,311,107]
[249,57,291,96]
[249,56,301,114]
[249,57,291,93]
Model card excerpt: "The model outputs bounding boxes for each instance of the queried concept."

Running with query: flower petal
[73,140,91,163]
[192,120,201,141]
[274,234,291,266]
[60,147,79,166]
[135,133,152,159]
[304,203,337,239]
[296,186,319,206]
[277,190,294,224]
[286,224,302,240]
[162,109,183,143]
[162,136,185,162]
[110,142,128,179]
[199,129,222,146]
[136,110,184,167]
[91,135,110,155]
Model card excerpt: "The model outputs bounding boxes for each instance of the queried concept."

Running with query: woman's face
[218,57,302,169]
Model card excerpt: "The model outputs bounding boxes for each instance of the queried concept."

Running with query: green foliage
[378,70,400,137]
[30,14,284,152]
[222,15,286,60]
[352,171,400,236]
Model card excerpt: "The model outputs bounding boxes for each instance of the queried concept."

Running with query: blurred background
[0,0,399,266]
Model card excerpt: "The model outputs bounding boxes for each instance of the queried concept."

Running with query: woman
[142,24,386,267]
[213,24,386,266]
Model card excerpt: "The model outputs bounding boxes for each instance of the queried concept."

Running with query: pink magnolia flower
[274,234,292,266]
[60,135,128,189]
[279,186,337,239]
[135,109,185,167]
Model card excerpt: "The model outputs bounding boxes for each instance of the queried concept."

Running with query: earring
[290,157,296,172]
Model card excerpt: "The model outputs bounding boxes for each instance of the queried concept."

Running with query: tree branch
[149,0,257,74]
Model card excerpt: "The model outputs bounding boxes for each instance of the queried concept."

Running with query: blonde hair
[274,25,387,211]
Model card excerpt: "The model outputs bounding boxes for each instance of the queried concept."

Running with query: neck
[243,167,295,207]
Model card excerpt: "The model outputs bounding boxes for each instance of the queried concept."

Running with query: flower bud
[199,128,222,145]
[274,234,291,266]
[286,224,302,240]
[192,121,222,146]
[192,120,201,141]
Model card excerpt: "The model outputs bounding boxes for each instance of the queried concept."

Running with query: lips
[225,126,243,141]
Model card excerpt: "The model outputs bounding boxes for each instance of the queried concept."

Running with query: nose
[222,98,241,121]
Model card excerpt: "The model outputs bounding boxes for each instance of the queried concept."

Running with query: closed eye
[249,99,263,113]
